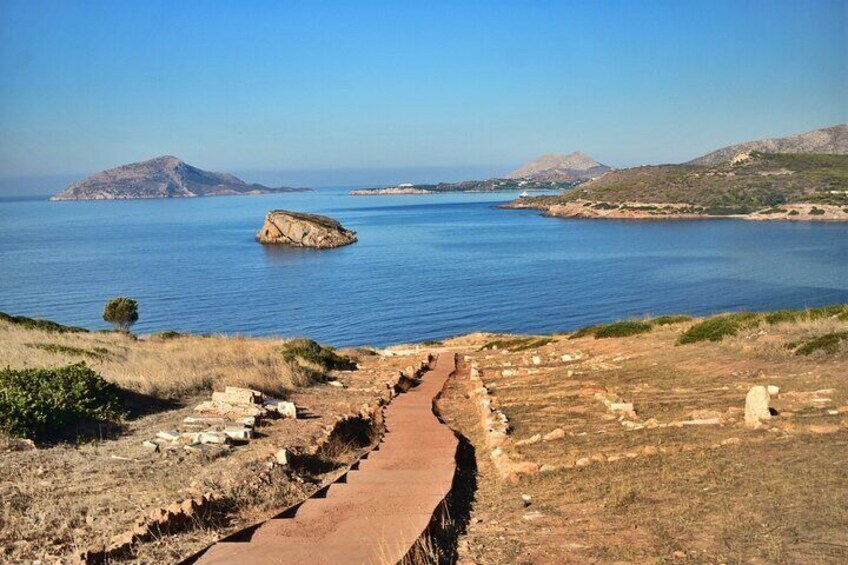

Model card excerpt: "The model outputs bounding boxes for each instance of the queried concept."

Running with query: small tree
[102,297,139,332]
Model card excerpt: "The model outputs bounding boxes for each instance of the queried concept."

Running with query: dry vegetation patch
[0,318,428,563]
[439,308,848,563]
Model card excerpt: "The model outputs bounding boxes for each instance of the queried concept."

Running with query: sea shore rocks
[256,210,357,249]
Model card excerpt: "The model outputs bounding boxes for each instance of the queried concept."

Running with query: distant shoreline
[503,199,848,222]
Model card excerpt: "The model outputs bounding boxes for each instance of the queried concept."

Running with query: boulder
[256,210,357,249]
[745,386,771,427]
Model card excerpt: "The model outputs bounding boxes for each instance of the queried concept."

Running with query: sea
[1,188,847,346]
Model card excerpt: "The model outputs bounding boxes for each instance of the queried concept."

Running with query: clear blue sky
[1,0,845,184]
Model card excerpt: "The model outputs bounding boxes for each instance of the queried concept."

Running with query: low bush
[281,338,357,371]
[677,313,760,344]
[480,337,552,352]
[594,320,652,338]
[764,304,847,325]
[809,207,826,215]
[153,330,185,340]
[0,312,88,334]
[570,320,652,339]
[651,315,693,326]
[0,363,124,441]
[795,331,848,356]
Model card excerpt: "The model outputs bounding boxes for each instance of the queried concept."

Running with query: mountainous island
[349,152,609,195]
[50,156,311,201]
[256,210,357,249]
[505,125,848,221]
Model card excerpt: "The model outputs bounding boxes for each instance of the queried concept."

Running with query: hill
[350,152,606,195]
[507,151,611,181]
[51,156,310,201]
[506,152,848,221]
[689,124,848,166]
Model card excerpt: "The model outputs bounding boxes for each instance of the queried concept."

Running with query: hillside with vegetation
[688,124,847,166]
[506,152,848,221]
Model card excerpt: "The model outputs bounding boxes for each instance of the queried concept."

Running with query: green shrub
[0,312,88,334]
[480,337,552,352]
[281,338,357,371]
[421,340,443,346]
[764,304,847,325]
[102,297,139,332]
[570,320,652,339]
[568,325,599,339]
[25,343,108,359]
[677,313,760,344]
[651,315,693,326]
[593,321,652,338]
[788,210,800,216]
[0,363,124,441]
[809,207,826,215]
[795,331,848,356]
[153,330,184,340]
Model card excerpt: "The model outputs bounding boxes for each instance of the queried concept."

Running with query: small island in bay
[505,125,848,222]
[50,156,312,201]
[256,210,357,249]
[349,152,609,195]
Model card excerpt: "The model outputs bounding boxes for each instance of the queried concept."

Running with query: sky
[0,0,845,192]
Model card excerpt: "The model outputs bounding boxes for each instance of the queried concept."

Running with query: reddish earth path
[195,353,458,564]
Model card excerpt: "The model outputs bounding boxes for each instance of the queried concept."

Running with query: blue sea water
[1,189,847,346]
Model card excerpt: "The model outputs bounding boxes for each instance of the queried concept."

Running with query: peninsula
[51,156,311,201]
[505,125,848,221]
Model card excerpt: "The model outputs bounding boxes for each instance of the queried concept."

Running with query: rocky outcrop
[688,124,848,166]
[256,210,357,249]
[507,151,611,182]
[51,156,310,201]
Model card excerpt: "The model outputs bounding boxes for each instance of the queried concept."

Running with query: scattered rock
[522,511,544,521]
[275,448,290,465]
[807,424,840,434]
[515,434,542,446]
[767,385,780,396]
[543,428,566,441]
[575,457,591,467]
[521,494,532,507]
[682,418,721,426]
[156,430,181,442]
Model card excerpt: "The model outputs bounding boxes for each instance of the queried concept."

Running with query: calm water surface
[1,189,846,346]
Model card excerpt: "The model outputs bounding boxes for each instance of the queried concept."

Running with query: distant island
[50,156,312,201]
[504,125,848,222]
[256,210,357,249]
[350,152,609,195]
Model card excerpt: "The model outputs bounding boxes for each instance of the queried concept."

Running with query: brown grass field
[435,311,848,564]
[1,307,847,564]
[0,319,428,563]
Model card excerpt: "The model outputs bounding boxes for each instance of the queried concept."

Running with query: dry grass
[0,321,315,399]
[438,310,848,564]
[0,339,424,563]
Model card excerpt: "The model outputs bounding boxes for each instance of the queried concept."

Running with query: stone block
[745,386,771,427]
[156,430,180,442]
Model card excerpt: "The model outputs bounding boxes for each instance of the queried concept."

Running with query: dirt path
[193,353,458,564]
